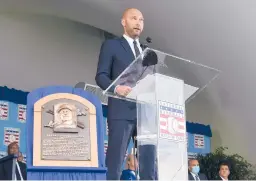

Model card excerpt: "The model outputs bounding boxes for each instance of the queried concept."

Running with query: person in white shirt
[218,162,230,181]
[96,8,157,180]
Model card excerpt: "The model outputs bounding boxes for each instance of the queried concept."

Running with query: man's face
[122,9,144,38]
[219,165,230,178]
[59,108,72,121]
[9,144,19,155]
[188,159,199,171]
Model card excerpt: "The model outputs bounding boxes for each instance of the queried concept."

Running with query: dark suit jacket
[96,37,141,121]
[0,158,27,180]
[188,171,208,180]
[17,162,27,180]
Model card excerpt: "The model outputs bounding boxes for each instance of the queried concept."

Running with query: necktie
[195,175,200,181]
[133,40,141,58]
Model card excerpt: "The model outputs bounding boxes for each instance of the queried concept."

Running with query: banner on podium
[158,101,186,142]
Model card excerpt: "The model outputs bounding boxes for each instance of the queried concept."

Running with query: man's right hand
[115,85,132,97]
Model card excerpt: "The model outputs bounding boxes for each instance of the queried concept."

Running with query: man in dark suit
[0,156,27,180]
[96,8,156,180]
[0,142,27,180]
[188,159,208,181]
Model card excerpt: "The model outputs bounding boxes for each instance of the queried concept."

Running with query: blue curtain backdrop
[0,86,28,159]
[0,86,212,162]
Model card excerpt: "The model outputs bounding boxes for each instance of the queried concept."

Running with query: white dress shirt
[123,34,142,57]
[220,176,228,181]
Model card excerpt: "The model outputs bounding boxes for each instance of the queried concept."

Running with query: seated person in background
[218,162,230,181]
[120,154,138,180]
[188,159,208,180]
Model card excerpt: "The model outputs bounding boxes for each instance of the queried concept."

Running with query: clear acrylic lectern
[103,48,220,180]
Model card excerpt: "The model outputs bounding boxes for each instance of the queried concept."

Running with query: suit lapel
[120,37,135,61]
[188,172,194,180]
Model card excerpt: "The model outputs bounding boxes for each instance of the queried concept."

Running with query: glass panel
[103,48,220,104]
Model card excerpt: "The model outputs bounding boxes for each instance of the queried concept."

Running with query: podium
[103,48,220,180]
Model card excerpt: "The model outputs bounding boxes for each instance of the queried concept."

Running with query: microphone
[140,36,152,49]
[141,37,158,67]
[135,37,158,84]
[146,37,152,43]
[142,50,158,67]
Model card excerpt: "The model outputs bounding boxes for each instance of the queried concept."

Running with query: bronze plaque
[41,100,90,161]
[33,93,98,167]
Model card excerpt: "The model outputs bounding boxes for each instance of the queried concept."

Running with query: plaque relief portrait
[54,103,77,129]
[44,103,87,133]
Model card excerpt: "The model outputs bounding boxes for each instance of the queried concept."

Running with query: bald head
[122,8,142,18]
[121,8,144,39]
